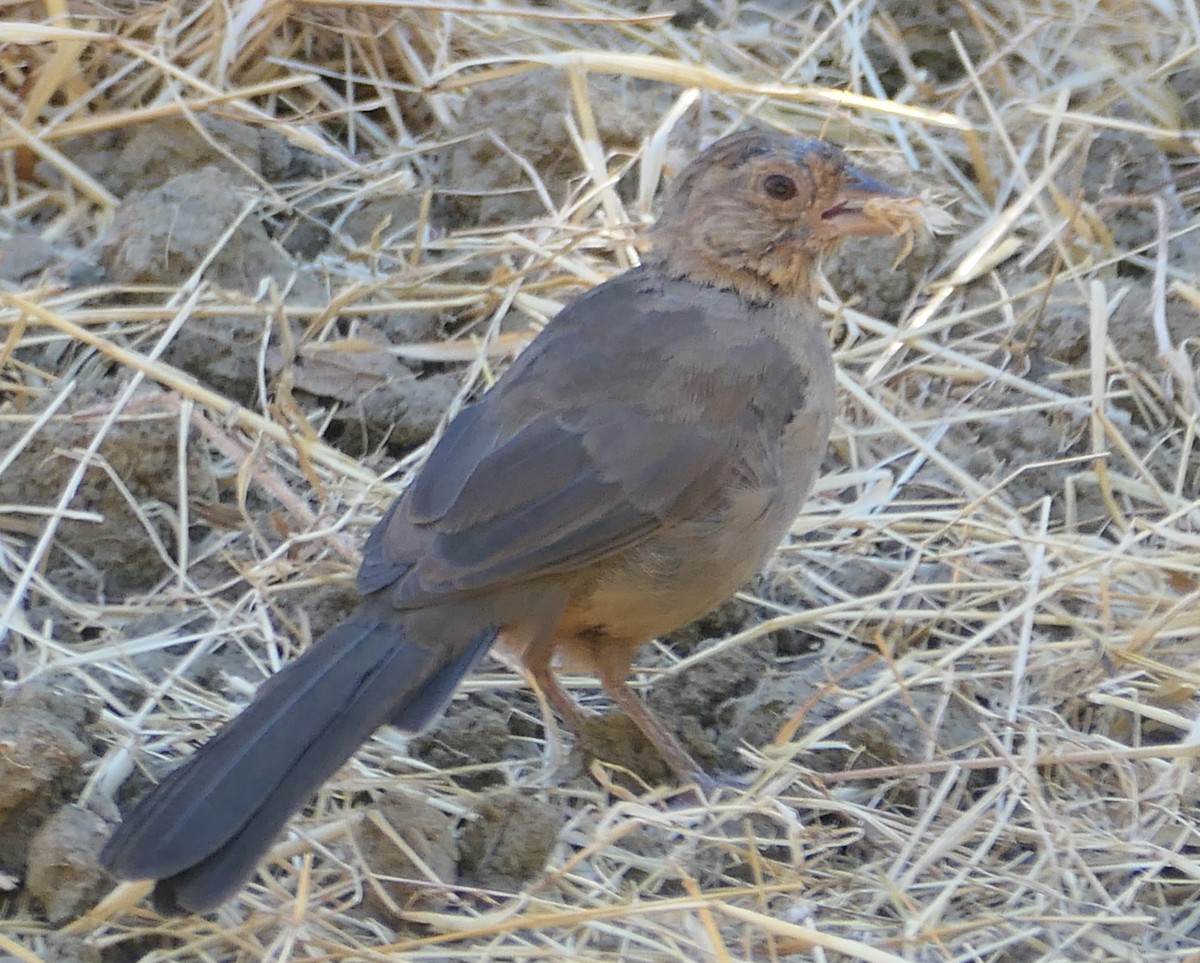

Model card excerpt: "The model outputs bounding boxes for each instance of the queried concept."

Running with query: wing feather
[357,269,788,606]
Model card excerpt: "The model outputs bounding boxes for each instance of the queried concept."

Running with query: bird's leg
[516,624,595,734]
[594,658,712,788]
[521,635,593,736]
[523,630,714,789]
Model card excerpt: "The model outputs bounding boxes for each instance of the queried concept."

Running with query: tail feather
[100,607,497,914]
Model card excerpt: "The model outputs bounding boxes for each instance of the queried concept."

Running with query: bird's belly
[547,486,797,670]
[498,404,833,673]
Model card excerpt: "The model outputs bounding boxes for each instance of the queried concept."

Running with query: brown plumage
[100,130,911,914]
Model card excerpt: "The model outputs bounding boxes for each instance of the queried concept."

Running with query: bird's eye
[762,173,798,200]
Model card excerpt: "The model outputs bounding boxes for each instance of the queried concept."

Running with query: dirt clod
[458,790,560,892]
[576,711,675,786]
[411,698,519,788]
[25,805,109,924]
[352,794,458,920]
[0,382,218,597]
[0,683,89,874]
[95,167,311,294]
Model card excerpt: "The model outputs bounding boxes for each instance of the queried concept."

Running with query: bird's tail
[100,603,496,914]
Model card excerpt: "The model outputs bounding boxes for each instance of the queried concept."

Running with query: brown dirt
[0,683,90,874]
[26,805,111,924]
[350,793,459,921]
[458,790,562,892]
[0,380,219,596]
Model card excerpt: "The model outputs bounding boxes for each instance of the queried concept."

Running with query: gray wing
[356,269,798,605]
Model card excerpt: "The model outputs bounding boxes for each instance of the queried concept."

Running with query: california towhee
[100,129,912,913]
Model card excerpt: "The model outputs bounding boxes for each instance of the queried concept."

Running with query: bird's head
[646,130,916,301]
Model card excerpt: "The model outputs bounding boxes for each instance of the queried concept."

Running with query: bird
[100,129,912,914]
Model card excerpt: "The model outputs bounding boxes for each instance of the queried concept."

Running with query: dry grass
[3,1,1200,961]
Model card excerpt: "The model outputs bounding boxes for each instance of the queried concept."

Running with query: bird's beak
[816,164,909,239]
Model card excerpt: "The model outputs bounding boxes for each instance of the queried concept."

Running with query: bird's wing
[356,269,805,604]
